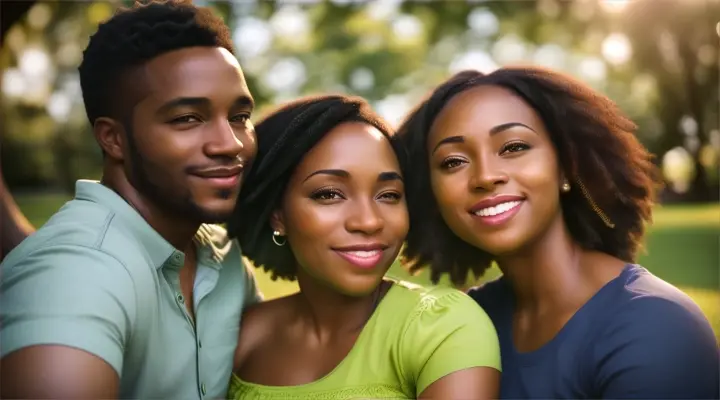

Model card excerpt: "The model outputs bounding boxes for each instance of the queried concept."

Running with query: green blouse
[229,280,501,399]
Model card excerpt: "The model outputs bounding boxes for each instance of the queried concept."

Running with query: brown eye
[231,114,251,124]
[500,142,530,155]
[170,115,201,124]
[441,157,466,169]
[310,188,345,201]
[377,191,402,202]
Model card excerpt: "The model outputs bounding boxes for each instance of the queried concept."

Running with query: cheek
[383,202,409,240]
[284,203,338,263]
[430,170,467,218]
[515,150,561,195]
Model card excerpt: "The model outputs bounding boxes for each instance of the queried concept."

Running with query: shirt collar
[74,180,232,270]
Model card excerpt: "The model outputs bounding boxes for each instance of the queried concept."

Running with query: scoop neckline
[232,280,401,390]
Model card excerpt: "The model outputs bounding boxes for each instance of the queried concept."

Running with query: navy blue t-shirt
[468,264,719,399]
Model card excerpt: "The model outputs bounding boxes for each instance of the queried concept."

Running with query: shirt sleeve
[593,296,719,399]
[0,244,137,376]
[400,289,501,394]
[241,257,264,304]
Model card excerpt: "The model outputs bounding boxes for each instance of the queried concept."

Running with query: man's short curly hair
[78,0,234,125]
[397,67,660,285]
[228,95,404,281]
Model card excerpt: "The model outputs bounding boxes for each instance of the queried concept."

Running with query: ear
[93,117,127,161]
[269,209,286,235]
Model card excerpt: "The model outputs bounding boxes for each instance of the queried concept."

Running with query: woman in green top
[227,95,500,399]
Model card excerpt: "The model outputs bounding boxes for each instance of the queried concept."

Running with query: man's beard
[124,127,233,225]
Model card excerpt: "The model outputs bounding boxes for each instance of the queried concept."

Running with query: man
[0,1,262,398]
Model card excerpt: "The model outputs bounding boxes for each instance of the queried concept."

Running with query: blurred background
[1,0,718,338]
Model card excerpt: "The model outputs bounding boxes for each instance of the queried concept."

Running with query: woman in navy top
[397,67,719,398]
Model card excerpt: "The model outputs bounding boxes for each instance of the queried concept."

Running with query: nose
[345,198,384,235]
[468,155,508,192]
[203,118,251,161]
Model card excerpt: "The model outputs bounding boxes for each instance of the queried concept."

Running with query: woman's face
[427,85,565,256]
[274,122,408,296]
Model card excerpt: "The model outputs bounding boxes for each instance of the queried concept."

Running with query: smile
[469,195,525,227]
[191,164,244,190]
[333,244,387,269]
[473,200,522,217]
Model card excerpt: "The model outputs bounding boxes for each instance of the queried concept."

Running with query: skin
[428,85,626,353]
[0,46,257,399]
[233,122,497,398]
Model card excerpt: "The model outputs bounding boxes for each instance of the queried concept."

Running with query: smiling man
[0,1,262,398]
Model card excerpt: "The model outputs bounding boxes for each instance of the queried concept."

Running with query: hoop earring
[272,230,286,246]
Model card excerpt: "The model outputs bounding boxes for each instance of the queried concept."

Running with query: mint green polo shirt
[0,180,262,399]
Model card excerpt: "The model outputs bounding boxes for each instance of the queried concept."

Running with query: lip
[333,243,388,270]
[469,194,525,213]
[191,164,244,189]
[469,194,525,227]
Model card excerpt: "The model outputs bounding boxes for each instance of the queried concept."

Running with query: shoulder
[393,281,497,342]
[392,282,502,390]
[604,265,712,331]
[590,265,718,397]
[2,199,119,266]
[233,295,296,368]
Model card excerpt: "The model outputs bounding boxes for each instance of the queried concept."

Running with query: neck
[496,216,585,312]
[101,168,199,252]
[294,270,382,343]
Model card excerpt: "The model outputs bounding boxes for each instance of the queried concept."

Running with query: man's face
[122,46,257,224]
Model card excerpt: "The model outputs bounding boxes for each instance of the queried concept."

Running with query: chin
[333,274,386,298]
[459,228,526,257]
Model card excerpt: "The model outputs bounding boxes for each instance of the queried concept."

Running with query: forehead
[132,46,250,106]
[296,122,400,175]
[429,85,544,141]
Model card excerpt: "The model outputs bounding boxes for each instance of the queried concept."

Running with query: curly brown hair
[397,67,660,285]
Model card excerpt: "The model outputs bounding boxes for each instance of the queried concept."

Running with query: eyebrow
[303,169,403,183]
[489,122,536,135]
[378,171,403,182]
[432,136,464,154]
[156,95,255,115]
[156,97,209,115]
[234,95,255,110]
[431,122,537,154]
[303,169,348,182]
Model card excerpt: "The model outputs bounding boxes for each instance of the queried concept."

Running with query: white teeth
[344,250,381,258]
[474,201,522,217]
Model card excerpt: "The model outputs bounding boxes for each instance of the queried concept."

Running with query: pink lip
[470,199,524,227]
[333,244,387,269]
[469,194,525,213]
[195,174,241,190]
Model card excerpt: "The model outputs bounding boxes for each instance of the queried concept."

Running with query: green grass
[13,193,720,340]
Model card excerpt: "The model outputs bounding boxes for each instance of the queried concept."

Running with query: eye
[500,141,531,155]
[231,114,251,124]
[440,157,466,170]
[170,115,201,124]
[310,187,345,201]
[377,191,403,202]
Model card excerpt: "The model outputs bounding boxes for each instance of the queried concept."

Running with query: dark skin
[0,46,257,399]
[234,122,498,398]
[428,85,626,353]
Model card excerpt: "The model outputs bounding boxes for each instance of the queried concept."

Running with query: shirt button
[198,340,203,348]
[176,293,184,304]
[201,383,206,395]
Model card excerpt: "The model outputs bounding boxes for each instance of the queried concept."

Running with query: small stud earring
[561,181,571,193]
[272,230,286,246]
